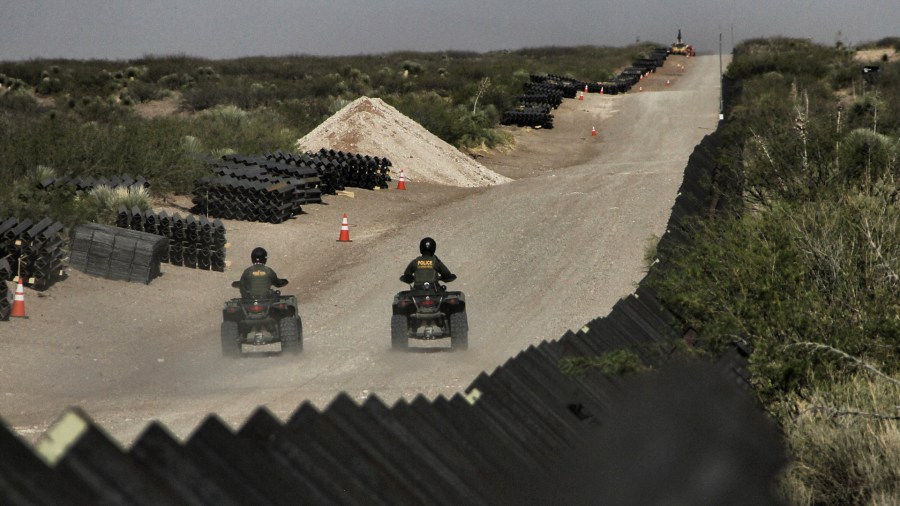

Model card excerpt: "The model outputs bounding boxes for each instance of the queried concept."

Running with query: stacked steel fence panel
[267,151,345,195]
[0,258,9,321]
[298,148,393,191]
[0,216,67,291]
[190,151,394,223]
[503,48,670,129]
[191,154,324,223]
[70,223,168,284]
[116,208,226,272]
[501,106,555,129]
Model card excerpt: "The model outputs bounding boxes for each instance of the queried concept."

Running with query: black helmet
[419,237,436,256]
[251,247,267,264]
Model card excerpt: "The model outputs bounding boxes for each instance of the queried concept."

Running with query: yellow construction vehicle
[671,29,695,56]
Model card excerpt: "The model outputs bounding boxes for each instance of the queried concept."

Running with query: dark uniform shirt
[239,263,285,299]
[401,254,454,288]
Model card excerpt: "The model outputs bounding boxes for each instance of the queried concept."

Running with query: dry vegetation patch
[854,47,899,63]
[132,91,185,119]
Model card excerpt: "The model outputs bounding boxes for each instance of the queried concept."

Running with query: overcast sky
[1,0,897,61]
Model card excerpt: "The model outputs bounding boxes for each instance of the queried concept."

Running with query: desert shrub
[187,106,298,156]
[36,76,63,95]
[76,185,153,225]
[205,104,247,127]
[401,60,424,76]
[124,66,148,80]
[776,371,900,506]
[0,89,40,113]
[387,92,508,149]
[273,97,331,134]
[329,97,352,114]
[195,66,219,81]
[125,79,163,103]
[157,73,185,90]
[648,34,900,409]
[181,82,232,111]
[728,38,849,81]
[837,129,899,184]
[1,165,85,226]
[649,190,900,404]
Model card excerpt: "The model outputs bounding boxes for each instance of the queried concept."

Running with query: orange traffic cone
[578,91,584,101]
[591,126,597,137]
[11,278,26,318]
[397,170,407,190]
[584,84,588,93]
[666,79,671,86]
[639,86,643,92]
[337,213,351,242]
[600,86,604,95]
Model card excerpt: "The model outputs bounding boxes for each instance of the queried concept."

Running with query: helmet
[251,247,267,264]
[419,237,436,256]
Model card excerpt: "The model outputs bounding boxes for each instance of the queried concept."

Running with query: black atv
[222,282,302,356]
[391,279,468,350]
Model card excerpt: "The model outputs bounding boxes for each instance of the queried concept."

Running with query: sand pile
[296,97,510,187]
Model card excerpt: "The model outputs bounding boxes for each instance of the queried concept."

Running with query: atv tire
[450,311,468,350]
[280,316,302,354]
[221,321,241,357]
[391,314,408,350]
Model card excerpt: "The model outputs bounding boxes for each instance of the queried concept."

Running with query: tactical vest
[414,256,438,284]
[246,266,272,297]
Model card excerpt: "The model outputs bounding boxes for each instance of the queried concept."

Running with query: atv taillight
[275,303,286,310]
[446,298,457,305]
[398,300,411,308]
[226,307,238,313]
[249,304,264,312]
[421,299,436,307]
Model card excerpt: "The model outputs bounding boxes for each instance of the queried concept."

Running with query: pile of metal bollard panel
[300,148,393,191]
[69,223,168,284]
[265,151,345,194]
[0,258,9,321]
[0,216,67,291]
[116,207,226,272]
[502,47,672,130]
[191,154,322,224]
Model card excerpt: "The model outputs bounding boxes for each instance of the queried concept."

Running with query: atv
[222,282,302,356]
[391,280,468,350]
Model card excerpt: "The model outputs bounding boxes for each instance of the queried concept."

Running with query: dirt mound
[296,97,511,187]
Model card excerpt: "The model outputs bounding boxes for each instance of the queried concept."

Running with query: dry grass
[131,91,185,119]
[854,48,899,63]
[778,373,900,505]
[78,185,153,224]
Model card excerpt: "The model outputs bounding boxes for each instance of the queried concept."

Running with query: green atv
[222,283,302,356]
[391,280,468,351]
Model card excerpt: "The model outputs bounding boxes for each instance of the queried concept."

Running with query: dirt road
[0,54,724,447]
